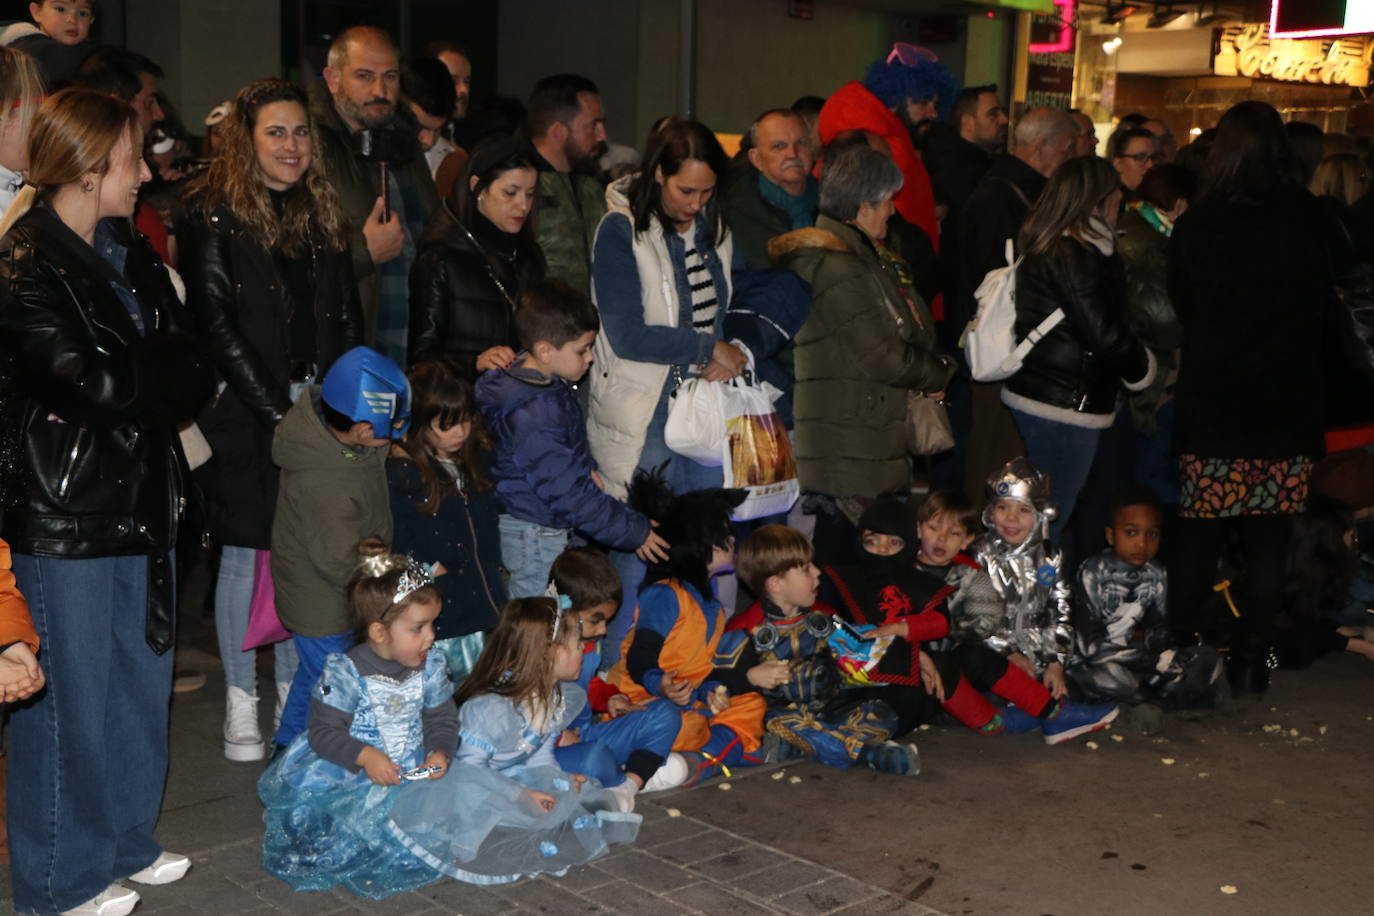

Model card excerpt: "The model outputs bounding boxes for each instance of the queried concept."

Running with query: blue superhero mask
[320,346,411,439]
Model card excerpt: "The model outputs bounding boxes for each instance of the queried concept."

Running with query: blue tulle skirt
[387,763,641,885]
[258,741,443,899]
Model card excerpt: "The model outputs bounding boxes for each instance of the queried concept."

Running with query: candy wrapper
[826,619,896,687]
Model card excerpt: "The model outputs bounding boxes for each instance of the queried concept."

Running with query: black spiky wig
[628,465,746,597]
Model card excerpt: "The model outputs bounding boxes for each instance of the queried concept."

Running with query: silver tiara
[543,582,572,642]
[393,557,435,606]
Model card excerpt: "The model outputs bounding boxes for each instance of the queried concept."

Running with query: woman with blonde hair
[0,46,44,215]
[179,78,363,763]
[0,87,213,916]
[1310,151,1370,207]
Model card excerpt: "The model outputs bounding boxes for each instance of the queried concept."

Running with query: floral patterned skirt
[1177,454,1311,519]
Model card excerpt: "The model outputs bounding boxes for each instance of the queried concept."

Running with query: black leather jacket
[179,202,363,547]
[0,206,213,649]
[407,201,544,372]
[1004,235,1151,417]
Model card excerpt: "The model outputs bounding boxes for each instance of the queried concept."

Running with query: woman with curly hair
[180,78,364,762]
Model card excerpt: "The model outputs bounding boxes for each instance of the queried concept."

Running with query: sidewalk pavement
[2,641,947,916]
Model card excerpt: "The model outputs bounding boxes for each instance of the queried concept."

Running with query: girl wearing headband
[258,539,458,899]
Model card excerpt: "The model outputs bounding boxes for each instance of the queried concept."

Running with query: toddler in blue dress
[258,541,456,899]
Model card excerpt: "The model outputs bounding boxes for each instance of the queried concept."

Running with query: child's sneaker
[603,779,638,813]
[759,730,804,765]
[59,882,139,915]
[676,751,708,788]
[1040,701,1118,745]
[642,753,690,793]
[997,704,1043,734]
[858,740,920,776]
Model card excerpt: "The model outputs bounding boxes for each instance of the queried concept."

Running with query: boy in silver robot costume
[962,458,1075,693]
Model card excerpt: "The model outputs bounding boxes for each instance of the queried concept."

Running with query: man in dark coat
[722,108,818,269]
[311,25,438,364]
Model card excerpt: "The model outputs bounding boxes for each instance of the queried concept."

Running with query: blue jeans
[555,699,682,785]
[8,553,173,913]
[1009,408,1102,545]
[214,546,297,691]
[275,630,355,748]
[498,515,569,600]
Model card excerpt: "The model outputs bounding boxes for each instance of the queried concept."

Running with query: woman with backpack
[999,156,1154,545]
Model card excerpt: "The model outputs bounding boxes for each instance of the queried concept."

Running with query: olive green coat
[770,215,955,498]
[534,166,606,297]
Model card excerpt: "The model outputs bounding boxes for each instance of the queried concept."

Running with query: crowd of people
[0,5,1370,913]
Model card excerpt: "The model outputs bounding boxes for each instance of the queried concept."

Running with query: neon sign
[1030,0,1076,54]
[1271,0,1374,39]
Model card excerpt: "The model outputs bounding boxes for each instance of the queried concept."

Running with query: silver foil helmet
[982,456,1058,546]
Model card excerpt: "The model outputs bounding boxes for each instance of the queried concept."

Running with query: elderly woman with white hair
[770,142,955,505]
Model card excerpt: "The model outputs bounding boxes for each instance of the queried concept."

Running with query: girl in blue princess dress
[258,541,456,899]
[386,596,641,884]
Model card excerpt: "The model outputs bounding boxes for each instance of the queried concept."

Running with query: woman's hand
[1042,662,1068,699]
[746,660,791,691]
[422,749,449,779]
[701,341,747,382]
[476,346,516,372]
[0,644,43,703]
[357,745,401,786]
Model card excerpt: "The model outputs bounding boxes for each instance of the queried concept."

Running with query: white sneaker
[224,685,265,762]
[60,883,139,915]
[604,779,638,813]
[272,679,291,734]
[641,752,690,793]
[128,851,191,885]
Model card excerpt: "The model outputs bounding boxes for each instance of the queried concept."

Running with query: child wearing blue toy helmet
[270,347,410,748]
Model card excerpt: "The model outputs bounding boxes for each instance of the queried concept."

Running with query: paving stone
[493,875,605,913]
[134,867,246,912]
[829,894,948,916]
[728,858,831,899]
[685,844,782,884]
[648,830,748,866]
[633,813,712,849]
[242,879,356,915]
[668,882,783,916]
[155,793,268,857]
[416,879,521,915]
[198,839,274,888]
[583,878,693,916]
[541,863,619,893]
[774,875,884,915]
[591,849,698,893]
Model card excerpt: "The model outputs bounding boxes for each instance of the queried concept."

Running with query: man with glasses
[1109,127,1160,193]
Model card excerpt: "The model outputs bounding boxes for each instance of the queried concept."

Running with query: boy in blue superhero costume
[549,548,690,811]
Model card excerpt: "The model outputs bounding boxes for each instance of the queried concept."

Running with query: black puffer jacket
[0,206,213,648]
[407,202,544,372]
[1004,233,1152,421]
[179,201,364,548]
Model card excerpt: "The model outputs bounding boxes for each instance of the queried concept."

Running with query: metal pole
[679,0,697,119]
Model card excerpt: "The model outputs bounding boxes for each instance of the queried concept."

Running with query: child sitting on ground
[549,547,690,811]
[1071,487,1224,710]
[954,459,1119,741]
[386,596,640,885]
[607,472,773,785]
[258,542,456,899]
[722,524,918,775]
[272,347,407,749]
[388,359,506,683]
[475,279,667,598]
